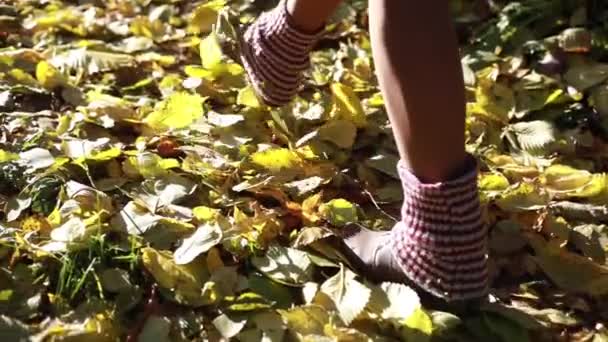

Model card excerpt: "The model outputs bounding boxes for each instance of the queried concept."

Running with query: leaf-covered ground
[2,0,608,341]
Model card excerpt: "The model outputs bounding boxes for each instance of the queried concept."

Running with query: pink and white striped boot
[240,0,322,106]
[344,155,490,303]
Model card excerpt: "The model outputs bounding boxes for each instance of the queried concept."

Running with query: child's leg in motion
[346,1,489,301]
[240,0,341,106]
[241,0,489,302]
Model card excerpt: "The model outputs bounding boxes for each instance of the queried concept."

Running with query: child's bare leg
[346,1,489,301]
[369,1,467,182]
[286,0,342,33]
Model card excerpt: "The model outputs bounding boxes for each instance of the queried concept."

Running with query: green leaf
[564,63,608,91]
[0,315,30,342]
[226,292,273,312]
[365,153,399,179]
[318,119,357,149]
[284,176,326,197]
[248,273,294,309]
[6,192,32,222]
[138,316,171,342]
[495,183,550,212]
[430,311,462,335]
[100,268,132,293]
[237,86,262,108]
[141,247,212,306]
[483,313,530,342]
[571,224,606,264]
[111,201,163,235]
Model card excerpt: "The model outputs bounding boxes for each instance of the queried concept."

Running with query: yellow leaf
[319,198,358,227]
[200,31,224,71]
[540,165,593,197]
[401,308,433,342]
[237,85,262,108]
[528,234,608,296]
[207,247,224,273]
[479,172,510,191]
[488,154,540,180]
[496,183,550,212]
[473,77,514,123]
[330,83,367,128]
[302,193,323,224]
[141,247,212,306]
[145,92,205,131]
[8,68,39,87]
[188,0,226,34]
[583,174,608,201]
[122,152,174,179]
[0,150,18,162]
[36,61,67,90]
[251,148,303,173]
[193,206,220,222]
[184,65,215,79]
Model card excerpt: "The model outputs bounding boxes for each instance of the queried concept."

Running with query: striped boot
[240,0,322,106]
[344,154,489,302]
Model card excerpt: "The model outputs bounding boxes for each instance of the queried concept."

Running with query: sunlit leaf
[252,245,314,286]
[213,314,247,339]
[251,148,303,174]
[278,305,329,336]
[330,83,367,128]
[0,150,18,162]
[50,48,135,76]
[141,247,213,306]
[19,148,55,171]
[237,86,262,108]
[319,198,358,227]
[145,92,205,131]
[496,183,550,212]
[319,266,371,325]
[174,223,223,265]
[35,60,68,89]
[188,0,226,35]
[401,308,433,342]
[504,120,556,155]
